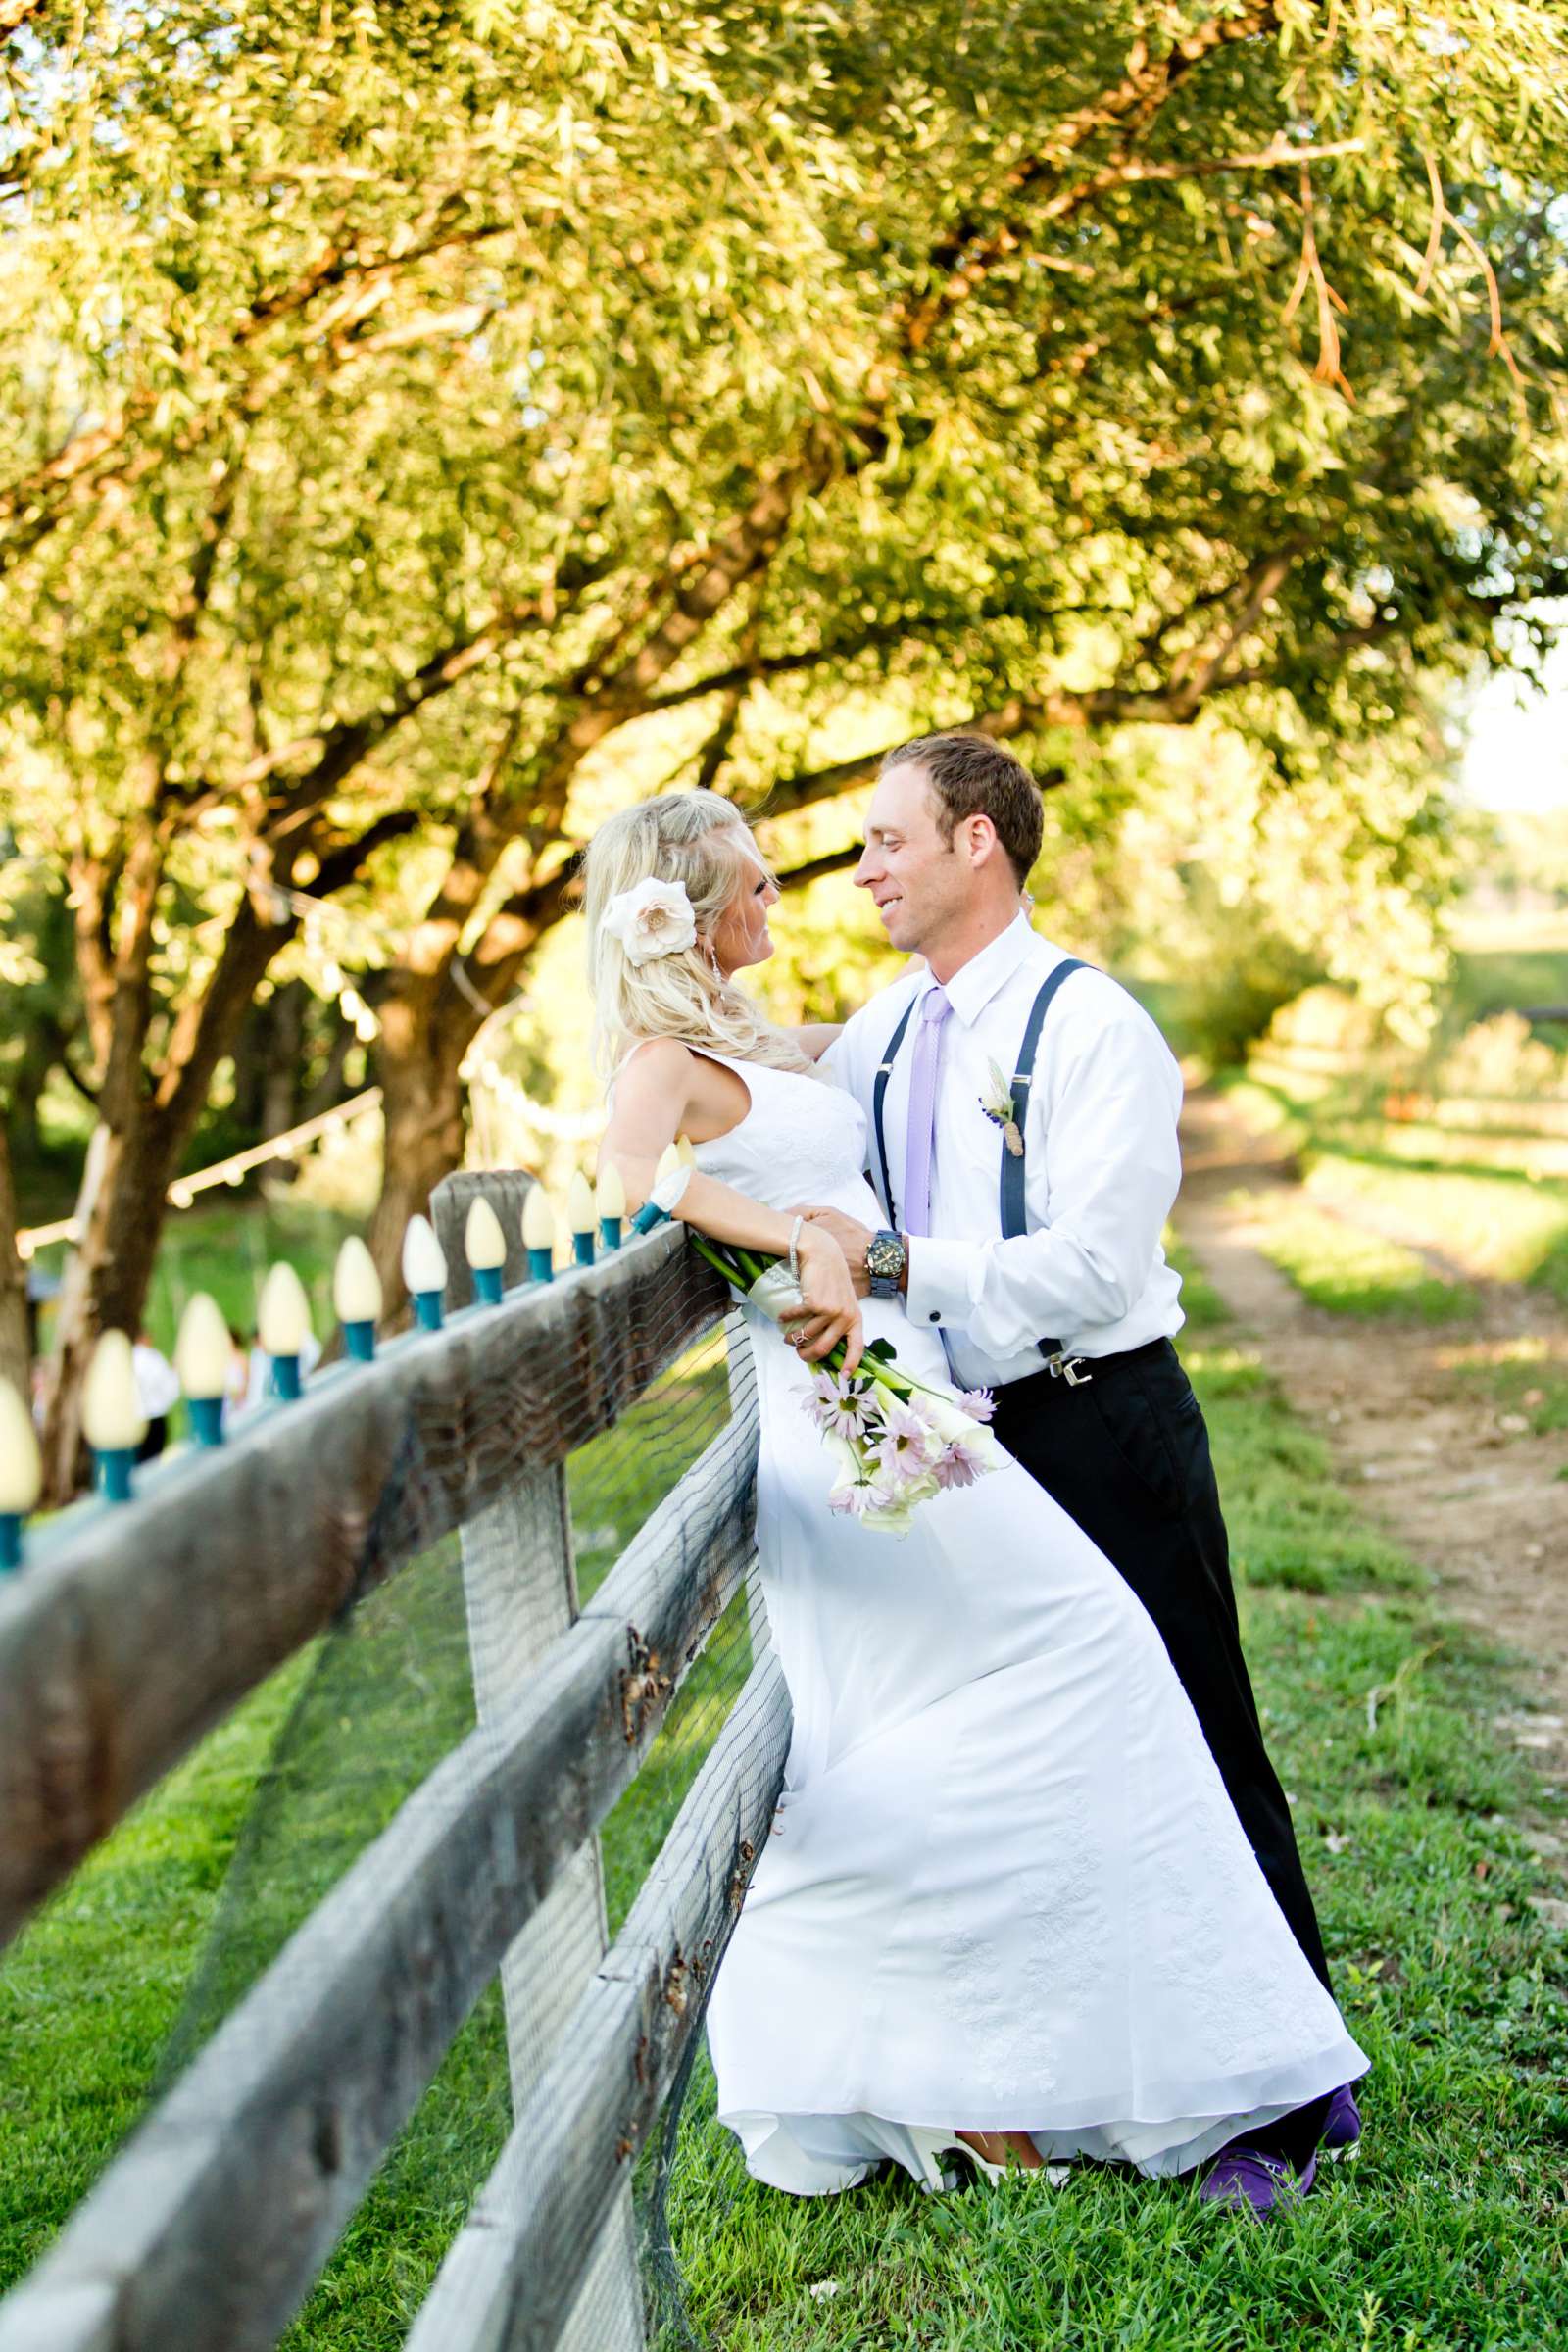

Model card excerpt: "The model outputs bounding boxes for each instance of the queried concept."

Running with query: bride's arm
[600,1041,862,1369]
[787,1021,844,1060]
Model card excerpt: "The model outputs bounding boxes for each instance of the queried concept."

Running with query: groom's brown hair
[881,732,1044,887]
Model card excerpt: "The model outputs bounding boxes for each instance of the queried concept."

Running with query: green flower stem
[688,1233,919,1402]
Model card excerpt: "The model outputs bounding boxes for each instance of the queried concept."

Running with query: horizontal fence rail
[0,1403,764,2352]
[0,1222,727,1950]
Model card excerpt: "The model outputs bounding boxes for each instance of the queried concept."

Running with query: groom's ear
[960,811,1003,868]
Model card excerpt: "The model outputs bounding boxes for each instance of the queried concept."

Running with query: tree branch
[305,809,424,898]
[773,845,863,892]
[691,683,747,793]
[895,1,1292,359]
[0,206,514,564]
[753,617,1324,825]
[237,200,509,347]
[532,7,1300,805]
[753,701,1068,821]
[1157,547,1300,707]
[153,892,294,1137]
[646,623,910,711]
[247,599,551,835]
[442,860,581,1022]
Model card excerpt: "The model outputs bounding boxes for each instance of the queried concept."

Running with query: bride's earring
[703,933,723,980]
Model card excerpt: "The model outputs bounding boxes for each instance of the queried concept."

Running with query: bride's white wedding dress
[684,1050,1367,2194]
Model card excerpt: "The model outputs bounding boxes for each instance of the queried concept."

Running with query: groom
[796,731,1355,2205]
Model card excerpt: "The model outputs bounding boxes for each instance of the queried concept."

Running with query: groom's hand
[793,1206,874,1297]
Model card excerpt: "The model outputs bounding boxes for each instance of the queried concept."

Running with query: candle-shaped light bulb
[175,1292,232,1446]
[402,1214,448,1330]
[258,1262,313,1400]
[522,1182,557,1282]
[596,1162,625,1251]
[567,1170,596,1266]
[0,1377,41,1569]
[676,1133,698,1167]
[333,1237,383,1362]
[630,1145,694,1235]
[465,1197,508,1304]
[82,1329,147,1500]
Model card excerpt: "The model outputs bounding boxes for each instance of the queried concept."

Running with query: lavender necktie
[902,985,951,1237]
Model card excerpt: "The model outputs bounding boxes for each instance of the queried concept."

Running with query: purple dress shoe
[1321,2082,1362,2156]
[1199,2147,1317,2214]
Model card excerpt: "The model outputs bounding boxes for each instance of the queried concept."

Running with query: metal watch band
[867,1229,906,1298]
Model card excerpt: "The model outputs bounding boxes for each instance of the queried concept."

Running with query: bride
[589,787,1366,2198]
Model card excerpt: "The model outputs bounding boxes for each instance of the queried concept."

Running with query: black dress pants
[991,1337,1334,2171]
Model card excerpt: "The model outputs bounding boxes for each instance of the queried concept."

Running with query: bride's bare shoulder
[612,1036,696,1102]
[617,1035,695,1075]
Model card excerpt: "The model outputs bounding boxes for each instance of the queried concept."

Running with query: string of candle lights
[15,1091,386,1260]
[0,1147,682,1566]
[18,1064,602,1260]
[16,867,599,1260]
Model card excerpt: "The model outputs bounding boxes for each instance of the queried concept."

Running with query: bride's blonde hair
[583,789,820,1079]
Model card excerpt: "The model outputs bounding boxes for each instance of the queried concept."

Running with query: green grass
[0,1648,311,2291]
[0,1334,751,2343]
[4,1315,1566,2348]
[1248,1200,1478,1324]
[1224,1067,1568,1304]
[1192,1346,1419,1597]
[140,1195,365,1353]
[1451,945,1568,1032]
[1165,1227,1228,1333]
[663,1342,1568,2350]
[1446,1339,1568,1446]
[1303,1157,1568,1301]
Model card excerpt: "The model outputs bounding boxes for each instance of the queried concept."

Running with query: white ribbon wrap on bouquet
[745,1262,806,1323]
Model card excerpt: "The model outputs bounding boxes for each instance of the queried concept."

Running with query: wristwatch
[866,1229,908,1299]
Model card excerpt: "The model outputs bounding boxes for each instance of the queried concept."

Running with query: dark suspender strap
[998,958,1088,1357]
[870,997,919,1224]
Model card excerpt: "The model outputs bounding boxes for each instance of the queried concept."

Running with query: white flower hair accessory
[600,877,698,965]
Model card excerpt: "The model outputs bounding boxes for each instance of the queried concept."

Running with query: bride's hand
[786,1225,863,1375]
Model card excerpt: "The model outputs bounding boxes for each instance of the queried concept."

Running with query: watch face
[866,1232,905,1280]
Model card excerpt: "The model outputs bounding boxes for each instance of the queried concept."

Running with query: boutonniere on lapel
[978,1059,1024,1156]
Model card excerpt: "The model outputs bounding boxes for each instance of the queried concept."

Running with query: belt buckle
[1046,1351,1093,1387]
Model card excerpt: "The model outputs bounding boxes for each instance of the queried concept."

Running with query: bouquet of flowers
[691,1236,1003,1535]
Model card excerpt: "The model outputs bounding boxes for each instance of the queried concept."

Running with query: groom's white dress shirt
[826,914,1186,1393]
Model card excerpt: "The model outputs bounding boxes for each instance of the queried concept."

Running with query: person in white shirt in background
[231,1320,322,1420]
[794,730,1359,2206]
[132,1330,181,1461]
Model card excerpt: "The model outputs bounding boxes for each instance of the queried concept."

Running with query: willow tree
[4,0,1568,1495]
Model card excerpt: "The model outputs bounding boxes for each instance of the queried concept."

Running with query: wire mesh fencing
[0,1199,786,2352]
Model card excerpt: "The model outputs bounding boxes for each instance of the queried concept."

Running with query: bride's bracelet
[787,1214,804,1291]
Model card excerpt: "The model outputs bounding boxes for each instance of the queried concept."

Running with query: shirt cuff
[905,1235,980,1332]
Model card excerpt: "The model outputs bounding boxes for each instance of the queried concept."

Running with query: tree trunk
[7,1024,53,1165]
[261,978,306,1140]
[37,1105,183,1503]
[300,1008,358,1121]
[366,1020,473,1323]
[228,993,269,1131]
[0,1119,28,1408]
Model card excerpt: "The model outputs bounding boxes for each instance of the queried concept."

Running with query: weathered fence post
[725,1308,771,1662]
[434,1173,645,2352]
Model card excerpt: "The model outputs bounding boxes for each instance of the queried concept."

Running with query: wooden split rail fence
[0,1170,789,2352]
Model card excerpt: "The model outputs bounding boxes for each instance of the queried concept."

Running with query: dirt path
[1179,1087,1568,1905]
